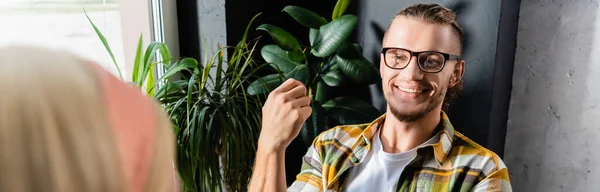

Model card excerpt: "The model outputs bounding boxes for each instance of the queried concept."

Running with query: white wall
[117,0,151,81]
[1,0,116,3]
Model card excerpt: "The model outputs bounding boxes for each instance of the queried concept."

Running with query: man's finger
[273,78,302,93]
[285,84,307,99]
[298,106,313,121]
[291,96,311,108]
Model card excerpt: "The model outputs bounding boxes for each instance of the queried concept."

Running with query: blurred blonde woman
[0,46,176,192]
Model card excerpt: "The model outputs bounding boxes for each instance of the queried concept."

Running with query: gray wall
[198,0,227,58]
[505,0,600,191]
[175,0,227,61]
[198,0,227,83]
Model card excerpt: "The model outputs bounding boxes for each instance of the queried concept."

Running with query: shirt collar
[358,111,456,165]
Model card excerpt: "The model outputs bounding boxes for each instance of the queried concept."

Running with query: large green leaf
[284,65,310,85]
[282,5,328,29]
[247,74,285,95]
[336,43,379,84]
[257,24,300,52]
[300,100,330,147]
[332,0,351,20]
[314,81,330,104]
[322,68,345,86]
[323,97,381,125]
[261,45,302,73]
[309,28,319,46]
[311,15,357,57]
[287,50,304,62]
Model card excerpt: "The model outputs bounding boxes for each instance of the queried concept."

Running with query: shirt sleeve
[287,142,324,192]
[471,167,513,191]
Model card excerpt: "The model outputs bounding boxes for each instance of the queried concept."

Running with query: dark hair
[393,3,464,111]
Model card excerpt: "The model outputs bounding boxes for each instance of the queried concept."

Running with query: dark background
[177,0,521,185]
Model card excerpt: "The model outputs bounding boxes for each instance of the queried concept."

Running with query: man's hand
[259,78,312,152]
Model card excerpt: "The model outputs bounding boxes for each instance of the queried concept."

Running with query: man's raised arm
[248,79,312,192]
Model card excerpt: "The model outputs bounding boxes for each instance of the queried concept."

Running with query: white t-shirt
[344,129,439,192]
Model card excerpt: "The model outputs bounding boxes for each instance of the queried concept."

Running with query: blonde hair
[0,46,175,192]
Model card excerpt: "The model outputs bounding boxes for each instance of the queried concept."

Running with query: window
[0,0,125,76]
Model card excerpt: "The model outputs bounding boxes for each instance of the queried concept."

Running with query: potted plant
[248,0,382,146]
[87,11,266,191]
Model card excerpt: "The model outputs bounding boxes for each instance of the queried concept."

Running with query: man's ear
[449,60,465,87]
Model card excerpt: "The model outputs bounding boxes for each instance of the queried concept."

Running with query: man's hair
[393,3,464,111]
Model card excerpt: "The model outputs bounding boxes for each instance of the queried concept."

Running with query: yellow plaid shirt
[288,112,512,192]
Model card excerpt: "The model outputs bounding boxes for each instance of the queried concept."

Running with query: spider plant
[87,10,266,191]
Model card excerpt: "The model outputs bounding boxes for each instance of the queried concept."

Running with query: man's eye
[394,55,409,61]
[424,59,441,67]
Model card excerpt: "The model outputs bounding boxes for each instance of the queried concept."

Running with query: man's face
[381,16,464,122]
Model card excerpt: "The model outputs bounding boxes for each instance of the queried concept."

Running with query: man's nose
[399,56,425,81]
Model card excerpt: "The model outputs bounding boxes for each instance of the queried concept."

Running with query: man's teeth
[397,86,423,93]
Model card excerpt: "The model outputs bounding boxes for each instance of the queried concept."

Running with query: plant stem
[302,47,309,65]
[311,61,324,85]
[309,77,320,101]
[220,153,231,192]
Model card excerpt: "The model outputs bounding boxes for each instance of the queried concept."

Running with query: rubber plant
[88,11,267,191]
[247,0,382,146]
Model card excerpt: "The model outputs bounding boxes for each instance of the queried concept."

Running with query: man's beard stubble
[388,88,445,122]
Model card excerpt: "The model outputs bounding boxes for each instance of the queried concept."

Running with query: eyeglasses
[381,47,460,73]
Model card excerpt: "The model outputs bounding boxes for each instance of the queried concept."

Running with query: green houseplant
[157,39,265,192]
[85,10,167,95]
[87,11,266,191]
[247,0,382,146]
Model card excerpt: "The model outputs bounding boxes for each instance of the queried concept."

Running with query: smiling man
[249,3,512,192]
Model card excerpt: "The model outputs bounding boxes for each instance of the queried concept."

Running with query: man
[249,3,512,192]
